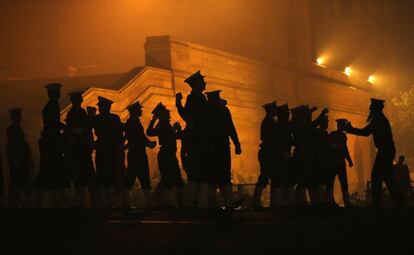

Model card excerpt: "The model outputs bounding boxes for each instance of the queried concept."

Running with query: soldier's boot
[326,189,338,207]
[342,190,351,208]
[270,187,284,208]
[143,189,152,209]
[122,190,130,208]
[196,182,210,209]
[208,186,220,208]
[166,188,178,208]
[252,186,263,208]
[221,184,233,209]
[295,187,309,207]
[286,186,296,207]
[182,181,199,208]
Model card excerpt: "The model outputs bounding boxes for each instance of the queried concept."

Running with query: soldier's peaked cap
[127,101,143,111]
[205,90,222,98]
[97,96,114,105]
[151,102,169,115]
[184,71,205,86]
[9,107,22,114]
[370,98,385,107]
[68,90,84,100]
[44,83,62,91]
[277,103,289,112]
[336,119,348,124]
[262,101,277,110]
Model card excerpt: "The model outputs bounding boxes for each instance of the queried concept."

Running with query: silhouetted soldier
[123,101,156,209]
[345,98,406,208]
[35,83,67,208]
[206,90,241,209]
[252,101,277,208]
[175,112,194,185]
[310,115,330,205]
[274,103,292,207]
[65,91,96,208]
[6,107,33,208]
[176,71,211,208]
[327,119,353,207]
[393,155,411,199]
[291,105,329,206]
[94,96,124,208]
[147,102,185,208]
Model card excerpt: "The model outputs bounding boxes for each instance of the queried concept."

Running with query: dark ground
[0,207,413,255]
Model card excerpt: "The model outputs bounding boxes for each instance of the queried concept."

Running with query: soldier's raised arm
[146,115,158,137]
[345,121,373,137]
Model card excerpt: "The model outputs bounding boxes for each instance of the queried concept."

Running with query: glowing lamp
[316,57,325,66]
[344,67,352,76]
[368,75,375,84]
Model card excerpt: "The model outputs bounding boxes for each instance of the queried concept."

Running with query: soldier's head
[369,98,385,116]
[276,103,289,121]
[291,105,307,124]
[69,91,84,107]
[152,102,170,122]
[263,101,277,117]
[45,83,62,101]
[9,107,22,125]
[206,90,222,105]
[127,101,143,118]
[97,96,113,115]
[336,119,348,131]
[398,155,405,164]
[185,71,206,93]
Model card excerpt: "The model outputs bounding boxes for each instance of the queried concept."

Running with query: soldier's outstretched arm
[346,122,373,137]
[146,116,158,137]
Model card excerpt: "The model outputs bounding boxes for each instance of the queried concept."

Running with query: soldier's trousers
[327,159,348,191]
[257,149,276,188]
[124,149,151,190]
[158,147,185,189]
[371,148,406,207]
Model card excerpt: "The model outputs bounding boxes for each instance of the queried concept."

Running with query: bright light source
[316,57,325,66]
[368,75,375,84]
[344,66,352,76]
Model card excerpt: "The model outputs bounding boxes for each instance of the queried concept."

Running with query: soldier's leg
[137,166,152,209]
[383,158,407,207]
[253,151,270,208]
[123,167,137,208]
[337,163,350,207]
[371,155,383,208]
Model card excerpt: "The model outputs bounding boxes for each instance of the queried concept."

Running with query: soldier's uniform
[252,101,277,208]
[346,98,406,208]
[123,102,152,191]
[35,83,68,191]
[147,103,185,190]
[7,108,33,194]
[176,122,193,181]
[327,119,353,206]
[94,97,124,188]
[65,92,95,188]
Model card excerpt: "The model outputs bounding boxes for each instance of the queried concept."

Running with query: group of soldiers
[0,71,242,209]
[0,70,409,209]
[253,97,408,209]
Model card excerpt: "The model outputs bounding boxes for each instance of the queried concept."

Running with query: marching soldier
[274,103,292,207]
[345,98,406,208]
[34,83,67,208]
[6,107,34,208]
[176,71,211,208]
[252,101,277,208]
[123,101,156,208]
[146,102,185,208]
[206,90,242,209]
[327,119,353,207]
[65,91,96,208]
[310,115,330,205]
[393,155,412,199]
[94,96,124,208]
